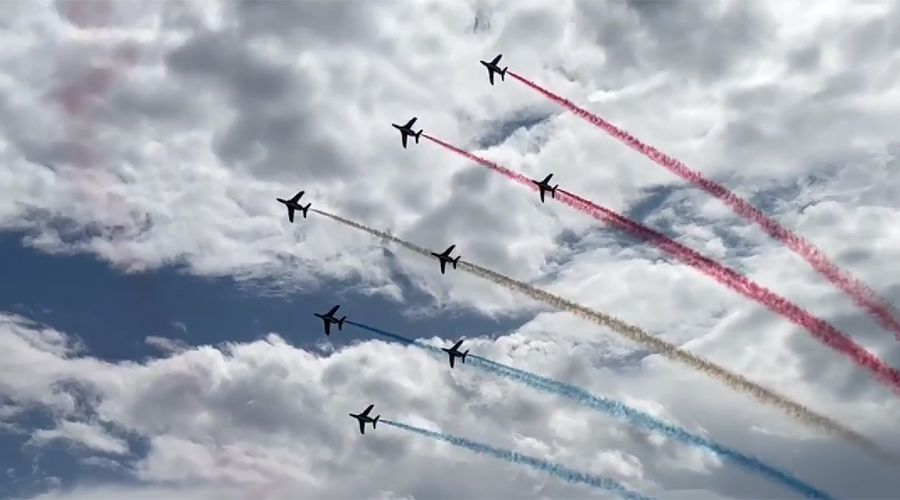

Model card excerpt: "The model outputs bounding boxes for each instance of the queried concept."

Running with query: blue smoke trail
[382,419,653,500]
[346,320,832,500]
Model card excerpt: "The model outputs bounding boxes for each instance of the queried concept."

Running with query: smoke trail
[507,70,900,344]
[381,419,653,500]
[423,134,900,398]
[310,207,893,463]
[347,320,832,499]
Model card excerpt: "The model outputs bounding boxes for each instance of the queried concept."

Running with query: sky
[1,0,900,498]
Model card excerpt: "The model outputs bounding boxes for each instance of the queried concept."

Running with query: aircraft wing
[539,188,545,203]
[361,404,374,416]
[443,245,456,256]
[405,117,417,128]
[401,133,408,149]
[359,419,365,435]
[323,321,331,336]
[488,69,495,85]
[327,305,340,316]
[439,259,447,275]
[449,354,455,368]
[542,174,553,183]
[491,54,502,65]
[289,191,304,203]
[451,340,464,350]
[288,206,295,223]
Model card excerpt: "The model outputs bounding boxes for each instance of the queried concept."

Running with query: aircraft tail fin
[452,256,460,269]
[300,203,311,218]
[501,67,508,80]
[338,316,346,330]
[415,130,422,143]
[462,350,469,363]
[373,415,380,428]
[552,185,558,197]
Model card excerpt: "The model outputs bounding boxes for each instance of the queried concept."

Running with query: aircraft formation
[258,50,894,498]
[273,54,559,437]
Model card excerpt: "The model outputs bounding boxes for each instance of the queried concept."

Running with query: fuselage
[393,124,413,134]
[316,313,339,324]
[277,198,303,209]
[481,60,499,71]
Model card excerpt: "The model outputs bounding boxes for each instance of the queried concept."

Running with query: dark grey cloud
[571,0,773,83]
[165,30,354,181]
[475,112,555,149]
[231,0,385,47]
[626,0,774,79]
[53,0,115,29]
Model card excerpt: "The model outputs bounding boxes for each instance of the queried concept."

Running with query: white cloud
[1,312,899,499]
[144,335,189,354]
[2,0,900,498]
[28,420,129,455]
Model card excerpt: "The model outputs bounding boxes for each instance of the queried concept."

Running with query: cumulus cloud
[28,420,129,455]
[2,0,900,498]
[2,312,899,498]
[144,335,189,355]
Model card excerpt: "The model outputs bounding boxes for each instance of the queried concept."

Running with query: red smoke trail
[423,133,900,396]
[507,71,900,343]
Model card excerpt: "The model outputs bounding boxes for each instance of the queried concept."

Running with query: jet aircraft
[531,174,559,203]
[349,404,380,435]
[480,54,508,85]
[431,244,461,275]
[276,190,311,222]
[314,305,346,336]
[391,117,423,149]
[442,339,469,368]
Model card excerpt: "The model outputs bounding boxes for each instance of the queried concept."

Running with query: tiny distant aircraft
[431,244,461,275]
[442,339,469,369]
[276,190,312,222]
[391,117,423,149]
[480,54,508,85]
[349,404,380,435]
[314,305,346,336]
[531,174,559,203]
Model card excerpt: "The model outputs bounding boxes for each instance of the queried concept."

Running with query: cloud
[144,335,189,355]
[2,312,900,498]
[28,420,129,455]
[2,0,898,313]
[2,0,900,498]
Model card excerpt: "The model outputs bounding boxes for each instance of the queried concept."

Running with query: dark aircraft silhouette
[480,54,508,85]
[442,339,469,368]
[391,117,423,149]
[314,305,346,336]
[349,404,380,435]
[431,244,461,275]
[531,174,559,203]
[276,190,311,222]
